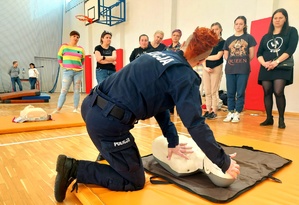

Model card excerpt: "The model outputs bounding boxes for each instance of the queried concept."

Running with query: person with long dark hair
[257,8,298,128]
[223,16,257,123]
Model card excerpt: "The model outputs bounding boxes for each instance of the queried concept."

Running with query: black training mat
[142,143,291,203]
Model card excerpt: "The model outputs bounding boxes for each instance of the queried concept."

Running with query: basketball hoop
[75,15,93,24]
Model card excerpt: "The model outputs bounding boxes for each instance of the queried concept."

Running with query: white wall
[276,0,299,112]
[63,0,299,112]
[0,0,64,92]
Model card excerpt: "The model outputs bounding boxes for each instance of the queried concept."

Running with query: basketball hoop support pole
[97,0,126,26]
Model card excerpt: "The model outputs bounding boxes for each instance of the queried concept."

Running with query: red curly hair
[184,27,218,60]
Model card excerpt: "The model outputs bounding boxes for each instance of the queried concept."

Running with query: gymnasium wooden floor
[0,92,298,204]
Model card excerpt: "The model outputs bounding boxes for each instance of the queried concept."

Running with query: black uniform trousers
[78,89,145,191]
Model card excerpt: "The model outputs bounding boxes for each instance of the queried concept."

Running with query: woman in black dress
[257,8,298,128]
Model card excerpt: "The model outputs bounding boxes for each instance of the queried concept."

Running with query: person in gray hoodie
[8,61,23,92]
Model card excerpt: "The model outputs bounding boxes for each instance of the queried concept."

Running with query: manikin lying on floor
[152,135,236,187]
[13,105,52,123]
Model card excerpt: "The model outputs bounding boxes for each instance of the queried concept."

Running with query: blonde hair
[154,30,164,38]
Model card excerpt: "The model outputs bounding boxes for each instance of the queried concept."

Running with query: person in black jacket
[147,30,166,52]
[129,34,149,62]
[54,27,240,202]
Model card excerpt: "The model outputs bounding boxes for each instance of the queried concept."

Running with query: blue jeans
[96,69,115,84]
[57,70,82,109]
[11,77,23,92]
[225,74,249,113]
[29,77,37,90]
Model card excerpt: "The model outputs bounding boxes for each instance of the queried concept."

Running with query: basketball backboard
[84,0,126,26]
[84,0,99,25]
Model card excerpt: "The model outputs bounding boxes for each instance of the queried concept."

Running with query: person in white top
[28,63,39,90]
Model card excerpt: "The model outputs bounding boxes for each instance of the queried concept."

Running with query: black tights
[262,79,286,118]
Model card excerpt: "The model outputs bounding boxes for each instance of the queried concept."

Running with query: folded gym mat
[142,143,291,203]
[0,89,40,100]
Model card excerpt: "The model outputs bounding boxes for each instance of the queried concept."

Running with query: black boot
[278,117,286,129]
[260,116,274,126]
[54,155,78,202]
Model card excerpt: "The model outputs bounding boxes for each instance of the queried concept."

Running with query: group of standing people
[129,29,182,62]
[202,8,298,130]
[196,16,256,123]
[8,61,39,92]
[52,28,183,113]
[53,8,298,124]
[95,29,172,86]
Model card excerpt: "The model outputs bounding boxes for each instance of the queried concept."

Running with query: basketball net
[75,15,93,24]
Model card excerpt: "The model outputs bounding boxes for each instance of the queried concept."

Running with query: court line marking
[0,118,185,147]
[0,133,87,147]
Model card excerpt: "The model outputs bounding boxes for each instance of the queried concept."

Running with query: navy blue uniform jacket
[99,50,230,172]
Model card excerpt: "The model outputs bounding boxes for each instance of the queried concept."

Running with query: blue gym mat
[22,93,51,100]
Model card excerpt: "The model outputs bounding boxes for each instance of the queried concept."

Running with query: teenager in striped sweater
[53,30,85,113]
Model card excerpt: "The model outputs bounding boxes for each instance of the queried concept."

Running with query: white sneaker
[51,109,60,115]
[223,112,234,122]
[231,112,240,123]
[73,109,80,113]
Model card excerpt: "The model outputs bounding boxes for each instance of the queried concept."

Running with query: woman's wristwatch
[102,56,106,60]
[276,59,280,64]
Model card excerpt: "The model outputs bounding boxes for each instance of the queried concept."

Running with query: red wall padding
[116,49,123,71]
[84,49,123,93]
[84,55,92,94]
[161,38,172,47]
[245,17,271,111]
